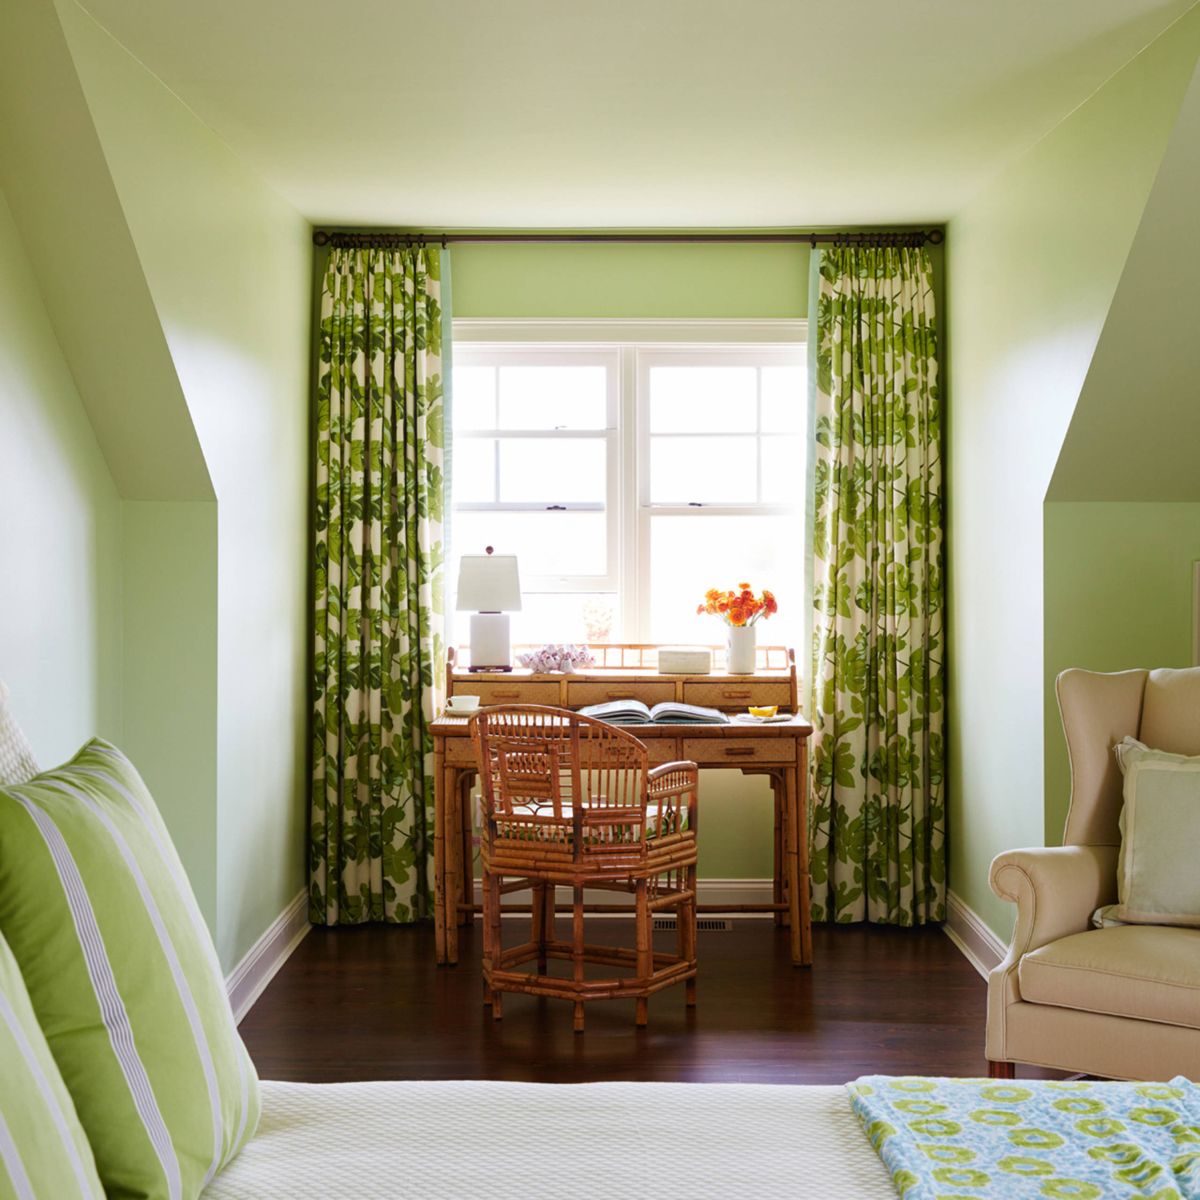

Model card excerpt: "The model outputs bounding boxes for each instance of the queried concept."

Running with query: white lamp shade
[455,554,522,612]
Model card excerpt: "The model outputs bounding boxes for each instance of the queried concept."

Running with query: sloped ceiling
[1048,58,1200,501]
[70,0,1199,226]
[0,0,211,500]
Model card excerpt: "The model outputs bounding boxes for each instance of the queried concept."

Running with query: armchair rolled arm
[986,843,1119,1051]
[990,844,1118,960]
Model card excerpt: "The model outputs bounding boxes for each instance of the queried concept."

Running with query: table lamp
[455,548,522,671]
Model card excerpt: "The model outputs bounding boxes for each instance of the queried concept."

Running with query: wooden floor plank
[240,920,999,1085]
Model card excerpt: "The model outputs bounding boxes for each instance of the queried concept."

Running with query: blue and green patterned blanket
[848,1076,1200,1199]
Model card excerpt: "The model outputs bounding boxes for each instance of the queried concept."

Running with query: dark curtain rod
[312,228,943,249]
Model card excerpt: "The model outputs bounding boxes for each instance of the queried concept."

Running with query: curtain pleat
[310,246,448,925]
[809,245,945,925]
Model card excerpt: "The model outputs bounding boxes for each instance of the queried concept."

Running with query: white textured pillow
[1097,736,1200,928]
[0,682,39,786]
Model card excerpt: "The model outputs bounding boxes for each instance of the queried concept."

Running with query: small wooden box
[657,646,712,675]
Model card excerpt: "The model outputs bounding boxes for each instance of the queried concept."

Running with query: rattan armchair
[470,705,699,1032]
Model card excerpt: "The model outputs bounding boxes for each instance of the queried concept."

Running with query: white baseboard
[944,889,1007,979]
[226,890,310,1024]
[473,877,775,915]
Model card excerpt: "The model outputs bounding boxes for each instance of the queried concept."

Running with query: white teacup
[446,694,481,715]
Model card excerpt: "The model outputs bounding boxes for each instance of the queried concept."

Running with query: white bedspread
[204,1079,894,1199]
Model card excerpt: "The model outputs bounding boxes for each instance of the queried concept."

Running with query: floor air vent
[653,917,734,932]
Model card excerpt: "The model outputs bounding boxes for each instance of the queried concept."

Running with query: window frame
[451,344,620,594]
[451,319,807,644]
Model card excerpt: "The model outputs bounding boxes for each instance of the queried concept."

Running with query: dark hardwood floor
[241,918,997,1084]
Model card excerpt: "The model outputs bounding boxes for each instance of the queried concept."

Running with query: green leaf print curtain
[809,245,945,926]
[310,245,449,925]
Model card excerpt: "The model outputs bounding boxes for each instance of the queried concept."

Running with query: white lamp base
[469,612,512,670]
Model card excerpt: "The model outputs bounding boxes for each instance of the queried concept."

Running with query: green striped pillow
[0,927,104,1199]
[0,739,259,1199]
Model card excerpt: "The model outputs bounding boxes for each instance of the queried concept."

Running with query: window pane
[452,366,496,430]
[761,436,804,503]
[508,593,620,645]
[761,366,805,433]
[647,515,802,650]
[453,438,495,502]
[649,367,756,433]
[498,366,607,430]
[498,438,606,503]
[452,510,607,577]
[650,436,756,503]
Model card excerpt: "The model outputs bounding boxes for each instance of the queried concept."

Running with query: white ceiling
[73,0,1197,227]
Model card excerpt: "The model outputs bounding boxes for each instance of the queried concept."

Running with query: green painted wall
[1048,59,1200,505]
[452,242,809,319]
[1044,503,1200,839]
[120,502,220,925]
[945,10,1200,939]
[0,0,210,502]
[0,190,122,763]
[58,0,313,969]
[1,0,226,933]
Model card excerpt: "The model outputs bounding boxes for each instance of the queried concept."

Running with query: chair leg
[544,880,557,951]
[482,867,496,1008]
[987,1060,1015,1079]
[683,863,697,1007]
[531,881,547,974]
[635,879,650,1028]
[572,886,585,1034]
[486,871,503,1019]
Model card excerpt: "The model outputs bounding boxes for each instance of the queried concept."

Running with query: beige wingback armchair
[986,667,1200,1081]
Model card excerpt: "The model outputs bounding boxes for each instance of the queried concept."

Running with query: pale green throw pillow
[1104,736,1200,927]
[0,927,104,1200]
[0,739,259,1200]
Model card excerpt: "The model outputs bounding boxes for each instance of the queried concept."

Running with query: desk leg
[433,740,447,965]
[444,765,462,965]
[797,739,812,966]
[784,759,810,967]
[773,771,788,928]
[459,773,475,925]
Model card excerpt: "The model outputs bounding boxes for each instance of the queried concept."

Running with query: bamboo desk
[431,645,815,969]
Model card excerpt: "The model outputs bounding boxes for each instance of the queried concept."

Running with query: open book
[578,699,729,726]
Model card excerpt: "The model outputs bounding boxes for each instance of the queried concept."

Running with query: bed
[203,1079,896,1199]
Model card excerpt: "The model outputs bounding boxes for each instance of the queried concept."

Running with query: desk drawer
[445,738,478,766]
[682,737,792,766]
[453,681,561,706]
[567,681,676,707]
[645,738,681,765]
[682,682,791,710]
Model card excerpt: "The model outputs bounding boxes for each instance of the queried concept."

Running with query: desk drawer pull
[722,690,753,699]
[492,690,521,700]
[723,746,757,758]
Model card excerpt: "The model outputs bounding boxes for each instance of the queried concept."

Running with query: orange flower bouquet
[696,583,778,627]
[698,583,776,674]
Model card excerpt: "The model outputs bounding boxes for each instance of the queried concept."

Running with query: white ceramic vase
[726,624,756,675]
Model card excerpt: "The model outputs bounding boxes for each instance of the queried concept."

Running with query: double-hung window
[450,323,806,651]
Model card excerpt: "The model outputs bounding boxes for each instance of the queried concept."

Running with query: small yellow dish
[748,705,778,719]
